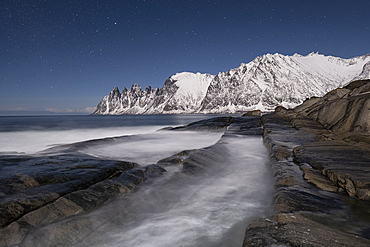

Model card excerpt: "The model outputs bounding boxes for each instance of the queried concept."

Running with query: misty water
[0,115,222,154]
[0,115,273,246]
[76,136,272,247]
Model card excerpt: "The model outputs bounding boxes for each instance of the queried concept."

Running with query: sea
[0,114,273,246]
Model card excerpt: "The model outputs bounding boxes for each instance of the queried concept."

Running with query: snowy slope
[93,53,370,115]
[146,72,215,114]
[199,52,370,113]
[94,72,214,115]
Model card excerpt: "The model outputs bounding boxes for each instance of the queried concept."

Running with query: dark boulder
[242,110,261,116]
[169,116,235,131]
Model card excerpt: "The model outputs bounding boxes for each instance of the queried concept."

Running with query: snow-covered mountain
[93,52,370,115]
[94,72,214,114]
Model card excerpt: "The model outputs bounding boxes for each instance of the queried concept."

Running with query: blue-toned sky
[1,0,369,115]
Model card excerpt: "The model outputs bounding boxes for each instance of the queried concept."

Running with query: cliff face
[295,79,370,135]
[93,53,370,115]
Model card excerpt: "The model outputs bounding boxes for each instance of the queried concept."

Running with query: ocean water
[0,114,273,246]
[0,114,224,155]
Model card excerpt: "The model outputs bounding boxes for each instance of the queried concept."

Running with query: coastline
[0,80,369,246]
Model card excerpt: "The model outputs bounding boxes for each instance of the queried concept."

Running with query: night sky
[1,0,369,115]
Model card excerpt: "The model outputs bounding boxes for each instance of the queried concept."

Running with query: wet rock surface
[0,152,163,246]
[242,110,261,117]
[0,154,136,227]
[169,116,235,131]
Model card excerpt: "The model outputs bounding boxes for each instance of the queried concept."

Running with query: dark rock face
[225,116,263,136]
[242,110,261,117]
[295,79,370,135]
[169,116,235,132]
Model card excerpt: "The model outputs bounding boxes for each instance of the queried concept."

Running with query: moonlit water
[0,126,164,154]
[1,115,273,246]
[70,135,273,247]
[80,131,224,165]
[0,115,223,155]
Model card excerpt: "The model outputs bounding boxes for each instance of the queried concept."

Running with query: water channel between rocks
[23,132,274,247]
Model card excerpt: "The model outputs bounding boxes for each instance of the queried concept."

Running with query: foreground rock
[244,80,370,246]
[0,154,136,227]
[0,153,165,246]
[245,212,370,246]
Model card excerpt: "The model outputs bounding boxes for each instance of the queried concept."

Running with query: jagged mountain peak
[131,83,142,90]
[93,53,370,115]
[307,51,320,56]
[111,86,120,93]
[292,53,303,57]
[109,87,121,98]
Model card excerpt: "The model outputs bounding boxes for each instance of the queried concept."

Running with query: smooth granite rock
[0,152,164,246]
[295,79,370,135]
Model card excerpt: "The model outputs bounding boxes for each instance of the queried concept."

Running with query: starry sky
[1,0,369,115]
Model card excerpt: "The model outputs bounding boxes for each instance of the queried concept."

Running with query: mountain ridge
[93,52,370,115]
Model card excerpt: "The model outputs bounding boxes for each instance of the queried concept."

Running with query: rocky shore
[0,115,264,246]
[0,80,369,246]
[244,79,370,246]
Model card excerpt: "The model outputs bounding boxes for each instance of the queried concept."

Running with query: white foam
[0,126,163,154]
[80,131,224,165]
